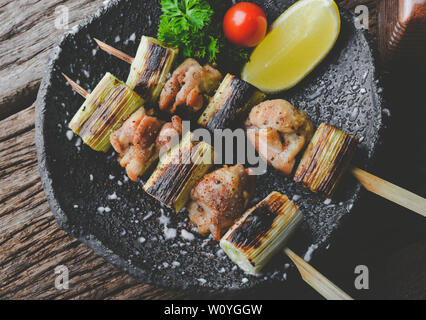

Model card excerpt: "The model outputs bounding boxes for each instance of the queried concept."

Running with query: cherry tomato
[223,2,267,48]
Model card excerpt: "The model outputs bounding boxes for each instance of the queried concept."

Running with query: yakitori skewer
[62,74,416,297]
[66,68,426,216]
[284,248,353,300]
[220,191,353,300]
[93,37,178,103]
[294,123,426,217]
[245,101,426,217]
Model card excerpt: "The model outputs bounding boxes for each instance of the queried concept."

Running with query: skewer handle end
[284,248,353,300]
[351,167,426,218]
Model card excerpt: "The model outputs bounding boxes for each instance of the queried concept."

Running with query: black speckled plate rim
[35,0,387,296]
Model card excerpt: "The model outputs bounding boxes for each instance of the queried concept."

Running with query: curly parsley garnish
[158,0,250,72]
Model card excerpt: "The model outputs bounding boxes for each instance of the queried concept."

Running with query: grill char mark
[206,77,257,130]
[229,193,284,250]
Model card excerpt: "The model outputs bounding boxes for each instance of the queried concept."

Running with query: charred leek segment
[294,123,358,197]
[126,36,178,103]
[198,74,266,130]
[143,132,215,212]
[220,192,303,275]
[69,73,144,152]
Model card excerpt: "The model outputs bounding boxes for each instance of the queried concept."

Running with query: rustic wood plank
[0,0,106,120]
[0,106,182,300]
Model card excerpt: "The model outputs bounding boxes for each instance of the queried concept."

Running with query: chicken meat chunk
[246,99,314,175]
[156,115,183,157]
[110,108,182,181]
[188,164,256,240]
[159,58,222,114]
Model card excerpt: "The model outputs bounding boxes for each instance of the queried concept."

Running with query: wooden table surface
[1,0,425,300]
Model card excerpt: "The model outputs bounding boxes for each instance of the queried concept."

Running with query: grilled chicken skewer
[64,72,426,217]
[246,100,426,217]
[295,123,426,217]
[94,38,223,114]
[94,37,178,103]
[220,191,352,300]
[62,74,420,296]
[62,73,183,181]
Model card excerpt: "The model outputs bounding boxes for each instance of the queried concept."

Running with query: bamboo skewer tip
[61,72,89,98]
[93,37,134,64]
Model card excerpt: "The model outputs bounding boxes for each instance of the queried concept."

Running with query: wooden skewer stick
[61,73,89,98]
[284,248,353,300]
[352,167,426,218]
[93,38,135,64]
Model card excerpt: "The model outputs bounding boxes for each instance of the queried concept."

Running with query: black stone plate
[35,0,384,295]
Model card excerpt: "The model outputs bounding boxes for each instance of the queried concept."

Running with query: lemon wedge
[242,0,340,93]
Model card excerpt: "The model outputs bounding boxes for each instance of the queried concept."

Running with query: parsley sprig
[158,0,250,72]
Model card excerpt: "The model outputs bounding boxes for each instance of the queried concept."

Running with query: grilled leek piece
[198,74,266,130]
[143,132,215,212]
[294,123,358,197]
[126,36,178,103]
[69,73,144,152]
[220,191,303,275]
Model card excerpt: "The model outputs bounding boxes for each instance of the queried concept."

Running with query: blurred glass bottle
[378,0,426,69]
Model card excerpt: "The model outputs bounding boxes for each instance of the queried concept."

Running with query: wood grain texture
[0,106,182,300]
[0,0,106,120]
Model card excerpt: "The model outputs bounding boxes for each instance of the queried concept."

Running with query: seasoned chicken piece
[156,115,182,153]
[159,58,222,114]
[246,99,314,175]
[110,109,183,182]
[187,164,256,240]
[110,108,147,154]
[110,108,164,181]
